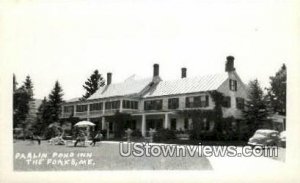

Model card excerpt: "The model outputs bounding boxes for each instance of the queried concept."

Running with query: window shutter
[234,80,237,91]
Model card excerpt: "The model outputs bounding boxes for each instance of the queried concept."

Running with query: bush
[44,127,60,139]
[131,129,142,138]
[153,129,176,142]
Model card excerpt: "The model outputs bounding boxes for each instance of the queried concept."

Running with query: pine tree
[48,81,64,122]
[82,70,105,99]
[266,64,286,115]
[13,75,34,129]
[243,79,269,135]
[23,75,34,99]
[34,97,50,135]
[13,87,30,128]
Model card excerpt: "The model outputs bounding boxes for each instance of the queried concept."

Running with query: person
[33,135,41,145]
[74,130,86,147]
[90,130,103,146]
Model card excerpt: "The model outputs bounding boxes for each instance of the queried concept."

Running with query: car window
[256,132,267,136]
[270,133,278,137]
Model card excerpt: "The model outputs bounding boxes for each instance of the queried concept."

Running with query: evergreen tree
[243,79,269,135]
[13,74,17,92]
[34,97,51,135]
[23,75,34,99]
[266,64,286,115]
[13,75,34,129]
[82,70,105,99]
[48,81,64,122]
[13,87,30,128]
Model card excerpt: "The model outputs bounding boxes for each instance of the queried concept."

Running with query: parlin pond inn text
[15,152,95,166]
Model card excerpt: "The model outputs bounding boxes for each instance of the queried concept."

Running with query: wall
[217,71,248,119]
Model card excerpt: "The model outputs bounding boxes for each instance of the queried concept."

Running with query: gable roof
[88,77,153,100]
[143,73,228,98]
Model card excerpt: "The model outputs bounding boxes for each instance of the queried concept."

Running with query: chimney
[107,72,112,85]
[225,56,235,72]
[181,67,187,78]
[153,64,159,77]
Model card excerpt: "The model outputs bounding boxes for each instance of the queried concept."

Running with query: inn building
[60,56,247,138]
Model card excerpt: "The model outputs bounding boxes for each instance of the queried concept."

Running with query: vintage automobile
[279,131,286,148]
[248,129,280,147]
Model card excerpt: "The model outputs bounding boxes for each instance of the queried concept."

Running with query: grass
[14,140,212,171]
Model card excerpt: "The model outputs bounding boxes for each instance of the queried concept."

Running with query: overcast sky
[2,0,297,100]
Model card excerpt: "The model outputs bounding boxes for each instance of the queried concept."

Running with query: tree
[13,87,30,128]
[266,64,286,115]
[23,75,34,99]
[13,75,34,129]
[33,97,51,136]
[13,74,17,92]
[48,81,64,122]
[82,70,105,100]
[243,79,269,135]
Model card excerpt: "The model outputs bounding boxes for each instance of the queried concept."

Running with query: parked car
[279,131,286,148]
[248,129,280,147]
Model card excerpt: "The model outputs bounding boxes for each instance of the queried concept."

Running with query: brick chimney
[107,72,112,85]
[225,56,235,72]
[153,64,159,77]
[181,67,187,78]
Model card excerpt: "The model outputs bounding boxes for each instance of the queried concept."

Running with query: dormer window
[229,79,237,91]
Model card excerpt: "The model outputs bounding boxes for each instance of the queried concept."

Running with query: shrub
[153,128,176,142]
[131,129,142,138]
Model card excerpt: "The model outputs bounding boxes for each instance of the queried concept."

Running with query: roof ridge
[159,72,227,83]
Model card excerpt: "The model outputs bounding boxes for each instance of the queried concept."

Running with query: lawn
[13,140,212,171]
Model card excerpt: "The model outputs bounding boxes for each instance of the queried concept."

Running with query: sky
[1,0,298,100]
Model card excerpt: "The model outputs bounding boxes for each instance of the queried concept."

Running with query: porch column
[101,116,106,130]
[102,101,105,114]
[141,114,146,137]
[164,113,169,129]
[87,104,90,121]
[74,105,77,117]
[120,100,123,112]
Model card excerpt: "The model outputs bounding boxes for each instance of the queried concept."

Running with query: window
[171,119,177,130]
[185,95,209,108]
[222,96,231,108]
[201,118,209,131]
[105,101,120,110]
[76,105,88,112]
[112,101,120,109]
[200,96,209,107]
[90,103,103,111]
[168,98,179,109]
[194,96,201,107]
[236,97,245,110]
[122,100,138,109]
[64,106,74,113]
[144,100,163,110]
[185,97,193,108]
[229,79,237,91]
